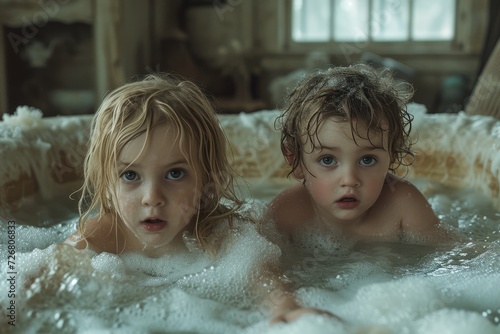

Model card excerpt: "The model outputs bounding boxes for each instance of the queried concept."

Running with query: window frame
[284,0,480,56]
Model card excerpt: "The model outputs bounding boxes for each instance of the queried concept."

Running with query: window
[289,0,462,54]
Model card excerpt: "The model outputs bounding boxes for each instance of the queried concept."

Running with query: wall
[181,0,489,113]
[0,0,153,116]
[1,0,489,115]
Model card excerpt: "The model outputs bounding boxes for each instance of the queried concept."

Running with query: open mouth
[144,218,164,223]
[336,196,359,209]
[338,197,356,202]
[141,218,167,232]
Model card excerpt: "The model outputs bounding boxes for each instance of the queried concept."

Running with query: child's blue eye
[167,169,185,180]
[319,156,337,167]
[360,156,376,166]
[121,171,138,181]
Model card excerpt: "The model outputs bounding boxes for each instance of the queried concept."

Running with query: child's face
[296,117,391,223]
[114,123,201,250]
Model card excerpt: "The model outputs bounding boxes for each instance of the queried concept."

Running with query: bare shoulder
[383,175,448,240]
[64,214,117,253]
[382,175,434,215]
[384,174,427,201]
[64,230,88,250]
[266,184,314,235]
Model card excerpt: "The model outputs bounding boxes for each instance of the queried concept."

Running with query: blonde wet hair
[276,63,415,176]
[78,73,243,252]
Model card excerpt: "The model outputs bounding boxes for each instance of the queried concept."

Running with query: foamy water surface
[1,179,500,334]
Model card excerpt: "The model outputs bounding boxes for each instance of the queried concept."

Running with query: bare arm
[256,262,339,324]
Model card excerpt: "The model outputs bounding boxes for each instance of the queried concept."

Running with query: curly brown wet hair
[275,63,415,177]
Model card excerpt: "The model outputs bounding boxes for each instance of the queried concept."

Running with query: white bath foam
[243,312,349,334]
[299,277,442,326]
[1,245,108,333]
[0,196,78,275]
[108,287,264,333]
[414,309,499,334]
[90,252,128,277]
[1,220,79,330]
[94,218,283,332]
[0,246,55,317]
[427,247,500,311]
[10,245,202,332]
[1,105,43,126]
[104,250,213,285]
[173,219,284,313]
[14,218,77,252]
[3,215,287,333]
[2,175,500,333]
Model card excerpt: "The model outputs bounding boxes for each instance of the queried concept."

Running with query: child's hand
[270,306,341,324]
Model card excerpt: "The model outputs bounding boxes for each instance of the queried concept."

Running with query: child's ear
[292,165,305,180]
[281,145,305,180]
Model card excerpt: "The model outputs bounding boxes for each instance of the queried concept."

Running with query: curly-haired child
[267,64,455,244]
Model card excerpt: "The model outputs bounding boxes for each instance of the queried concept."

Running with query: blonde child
[64,73,332,323]
[64,74,242,256]
[267,64,454,244]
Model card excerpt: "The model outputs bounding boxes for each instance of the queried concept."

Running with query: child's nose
[142,184,166,206]
[340,167,360,187]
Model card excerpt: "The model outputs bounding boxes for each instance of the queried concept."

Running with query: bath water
[1,179,499,334]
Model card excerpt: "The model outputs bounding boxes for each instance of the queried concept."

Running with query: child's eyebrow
[117,159,189,169]
[318,145,385,151]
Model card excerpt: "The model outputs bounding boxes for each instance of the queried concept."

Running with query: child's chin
[135,235,174,250]
[144,239,173,249]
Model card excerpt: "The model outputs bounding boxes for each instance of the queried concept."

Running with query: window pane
[412,0,455,41]
[333,0,369,41]
[292,0,331,42]
[372,0,409,41]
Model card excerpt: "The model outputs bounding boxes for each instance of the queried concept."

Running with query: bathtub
[1,104,499,333]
